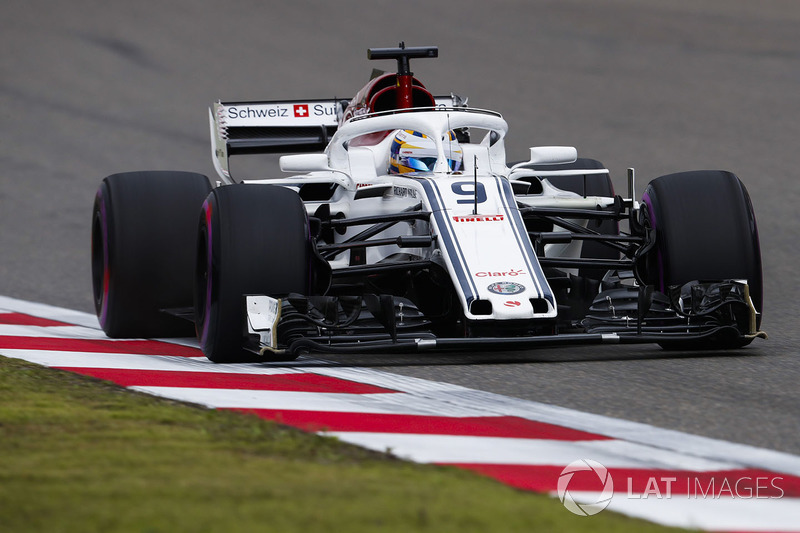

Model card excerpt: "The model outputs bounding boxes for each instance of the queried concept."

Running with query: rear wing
[210,99,344,182]
[210,95,466,182]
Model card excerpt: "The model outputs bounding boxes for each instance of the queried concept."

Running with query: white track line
[0,324,110,339]
[328,432,740,470]
[132,387,481,417]
[568,491,800,532]
[0,349,305,374]
[0,296,102,329]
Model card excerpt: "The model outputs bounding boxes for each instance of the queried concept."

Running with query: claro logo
[452,215,504,222]
[475,269,525,277]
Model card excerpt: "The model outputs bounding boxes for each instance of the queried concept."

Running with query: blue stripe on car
[418,178,478,305]
[493,176,555,308]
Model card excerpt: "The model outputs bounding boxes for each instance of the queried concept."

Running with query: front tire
[641,170,762,348]
[195,185,311,363]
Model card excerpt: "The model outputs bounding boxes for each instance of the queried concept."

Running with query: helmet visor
[404,156,461,172]
[405,156,438,171]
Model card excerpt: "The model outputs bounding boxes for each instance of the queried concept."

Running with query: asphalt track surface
[2,0,799,456]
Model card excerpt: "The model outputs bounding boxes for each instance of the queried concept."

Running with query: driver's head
[389,129,463,174]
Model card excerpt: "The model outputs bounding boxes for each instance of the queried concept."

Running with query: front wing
[242,280,765,359]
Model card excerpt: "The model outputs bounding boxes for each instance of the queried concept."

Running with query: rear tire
[92,171,212,338]
[641,170,762,348]
[195,185,311,363]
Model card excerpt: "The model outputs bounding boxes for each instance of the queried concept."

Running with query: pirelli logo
[452,215,504,222]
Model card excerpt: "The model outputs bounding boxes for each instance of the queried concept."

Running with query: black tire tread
[196,184,310,363]
[92,171,212,338]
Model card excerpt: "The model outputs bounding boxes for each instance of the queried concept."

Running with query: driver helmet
[389,129,463,174]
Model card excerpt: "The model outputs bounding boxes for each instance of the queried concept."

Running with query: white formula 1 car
[92,45,765,362]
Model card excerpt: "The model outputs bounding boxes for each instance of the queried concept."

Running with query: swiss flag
[294,104,309,118]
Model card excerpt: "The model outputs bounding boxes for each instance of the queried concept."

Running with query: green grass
[0,356,683,533]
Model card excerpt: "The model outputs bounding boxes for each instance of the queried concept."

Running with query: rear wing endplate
[210,95,466,182]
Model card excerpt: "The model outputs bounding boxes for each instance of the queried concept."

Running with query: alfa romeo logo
[557,459,614,516]
[487,281,525,295]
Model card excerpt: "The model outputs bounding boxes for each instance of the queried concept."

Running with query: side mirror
[508,146,578,175]
[524,146,578,166]
[279,153,330,173]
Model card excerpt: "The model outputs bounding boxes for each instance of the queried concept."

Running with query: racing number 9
[451,181,487,204]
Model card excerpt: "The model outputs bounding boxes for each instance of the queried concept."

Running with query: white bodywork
[210,104,619,323]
